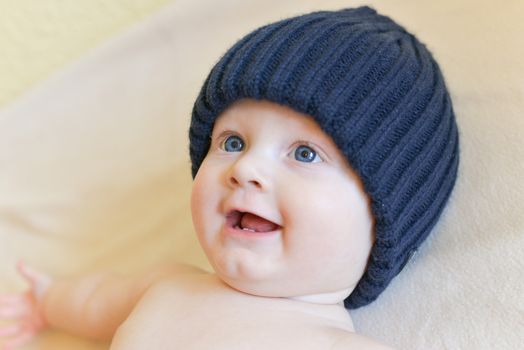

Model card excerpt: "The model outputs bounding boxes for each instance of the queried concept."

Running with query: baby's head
[189,6,459,309]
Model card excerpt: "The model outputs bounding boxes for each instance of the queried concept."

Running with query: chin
[211,250,273,283]
[211,260,346,300]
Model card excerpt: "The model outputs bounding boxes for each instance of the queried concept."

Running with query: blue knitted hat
[189,6,459,308]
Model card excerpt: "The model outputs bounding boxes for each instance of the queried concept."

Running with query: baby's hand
[0,261,52,350]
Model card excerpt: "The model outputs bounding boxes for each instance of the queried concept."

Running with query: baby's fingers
[0,304,30,320]
[1,329,36,350]
[0,323,22,338]
[0,295,23,305]
[0,295,30,320]
[0,294,27,309]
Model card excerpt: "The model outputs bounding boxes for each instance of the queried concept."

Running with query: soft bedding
[0,0,523,349]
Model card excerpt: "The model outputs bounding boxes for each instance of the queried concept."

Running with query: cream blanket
[1,0,522,349]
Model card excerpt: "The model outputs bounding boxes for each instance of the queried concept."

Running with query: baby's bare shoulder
[114,275,393,350]
[330,332,395,350]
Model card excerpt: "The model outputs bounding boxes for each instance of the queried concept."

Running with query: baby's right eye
[222,135,245,152]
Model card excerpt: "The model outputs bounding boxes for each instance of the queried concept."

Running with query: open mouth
[226,210,282,233]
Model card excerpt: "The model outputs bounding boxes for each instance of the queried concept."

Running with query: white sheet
[1,0,523,349]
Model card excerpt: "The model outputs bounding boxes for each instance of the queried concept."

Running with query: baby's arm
[42,269,143,340]
[0,261,203,348]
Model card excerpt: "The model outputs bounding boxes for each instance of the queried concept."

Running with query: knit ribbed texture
[189,6,459,309]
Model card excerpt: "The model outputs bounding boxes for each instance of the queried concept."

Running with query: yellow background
[0,0,173,107]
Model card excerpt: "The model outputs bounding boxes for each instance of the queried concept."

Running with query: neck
[289,288,351,305]
[288,289,354,331]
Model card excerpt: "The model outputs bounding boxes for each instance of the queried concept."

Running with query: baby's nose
[227,154,268,191]
[228,175,263,189]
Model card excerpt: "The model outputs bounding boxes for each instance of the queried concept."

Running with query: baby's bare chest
[110,274,352,350]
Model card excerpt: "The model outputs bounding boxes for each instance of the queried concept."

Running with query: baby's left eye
[294,145,321,163]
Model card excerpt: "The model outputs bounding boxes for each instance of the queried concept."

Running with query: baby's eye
[294,145,321,163]
[222,135,245,152]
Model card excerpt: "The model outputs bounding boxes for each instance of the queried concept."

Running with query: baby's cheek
[283,180,344,246]
[190,178,204,223]
[301,180,360,247]
[191,168,217,237]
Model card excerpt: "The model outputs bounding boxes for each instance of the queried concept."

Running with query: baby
[0,6,459,350]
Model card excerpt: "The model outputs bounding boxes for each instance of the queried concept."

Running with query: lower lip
[223,224,281,240]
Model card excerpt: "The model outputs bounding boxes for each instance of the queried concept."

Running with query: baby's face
[191,99,374,301]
